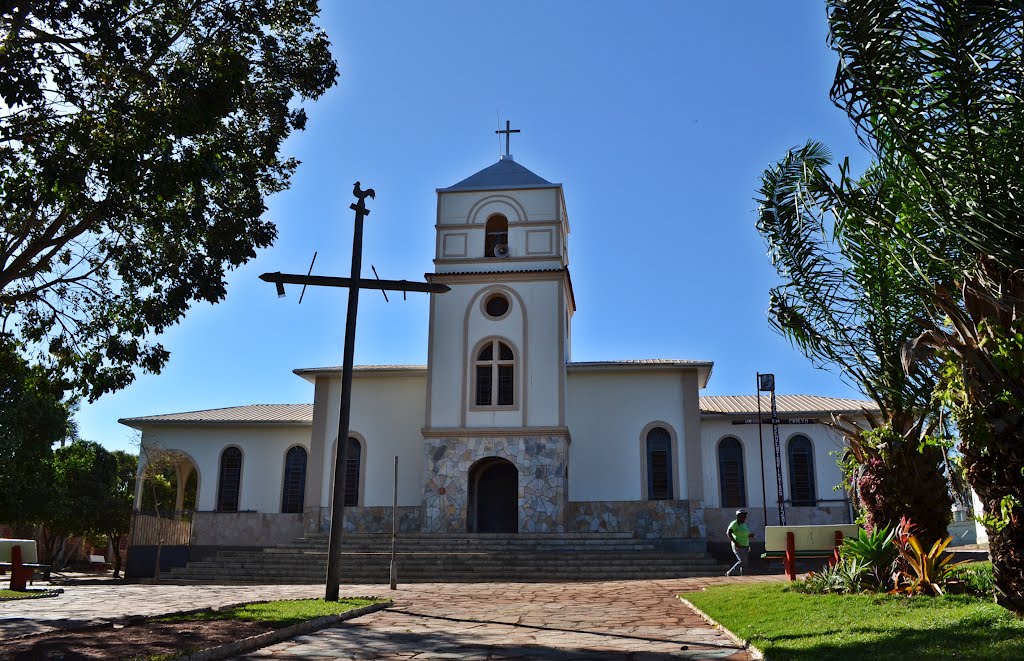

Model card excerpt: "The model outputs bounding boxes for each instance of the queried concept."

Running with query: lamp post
[758,373,786,525]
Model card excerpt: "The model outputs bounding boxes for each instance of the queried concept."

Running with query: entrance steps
[165,532,729,584]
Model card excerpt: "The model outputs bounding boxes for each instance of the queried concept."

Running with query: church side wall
[315,374,426,510]
[138,424,311,513]
[700,417,852,535]
[565,371,687,502]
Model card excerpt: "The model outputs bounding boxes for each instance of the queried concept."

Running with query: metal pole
[756,374,768,529]
[390,455,398,590]
[325,195,368,602]
[770,390,787,526]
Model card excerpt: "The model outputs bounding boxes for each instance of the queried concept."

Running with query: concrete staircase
[165,533,728,584]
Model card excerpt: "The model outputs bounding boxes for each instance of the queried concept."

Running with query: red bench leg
[785,532,796,581]
[829,531,844,567]
[10,546,32,592]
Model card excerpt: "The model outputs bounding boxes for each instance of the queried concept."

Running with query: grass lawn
[154,597,380,627]
[683,583,1024,661]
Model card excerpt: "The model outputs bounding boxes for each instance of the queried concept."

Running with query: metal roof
[439,157,559,192]
[119,403,314,427]
[699,394,878,416]
[119,394,877,428]
[569,359,713,369]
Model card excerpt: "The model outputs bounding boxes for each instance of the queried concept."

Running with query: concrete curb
[172,600,392,661]
[677,596,765,660]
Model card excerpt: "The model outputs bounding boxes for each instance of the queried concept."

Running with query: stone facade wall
[343,506,423,534]
[422,435,568,533]
[567,500,702,538]
[303,506,423,534]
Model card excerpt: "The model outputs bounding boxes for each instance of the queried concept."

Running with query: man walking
[726,509,755,576]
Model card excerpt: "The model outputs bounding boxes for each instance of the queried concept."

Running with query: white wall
[138,425,311,513]
[699,418,848,509]
[435,188,567,272]
[428,279,565,429]
[315,374,426,508]
[566,371,687,501]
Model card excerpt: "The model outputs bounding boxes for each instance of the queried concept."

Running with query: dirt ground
[0,619,274,660]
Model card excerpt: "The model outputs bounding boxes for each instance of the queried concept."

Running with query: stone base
[422,435,569,533]
[567,500,701,538]
[304,506,424,534]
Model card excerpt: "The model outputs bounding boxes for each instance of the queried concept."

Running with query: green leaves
[0,1,338,400]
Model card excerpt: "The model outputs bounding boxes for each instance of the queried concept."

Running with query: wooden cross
[260,182,449,601]
[496,120,520,156]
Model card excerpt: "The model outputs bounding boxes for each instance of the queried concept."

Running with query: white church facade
[122,153,871,559]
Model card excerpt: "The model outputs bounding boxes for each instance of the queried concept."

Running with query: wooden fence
[129,512,192,546]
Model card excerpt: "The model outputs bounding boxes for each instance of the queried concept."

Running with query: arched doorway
[467,457,518,533]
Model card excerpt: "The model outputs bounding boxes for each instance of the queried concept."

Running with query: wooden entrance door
[469,458,518,533]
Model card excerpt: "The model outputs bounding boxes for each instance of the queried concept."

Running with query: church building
[121,147,871,569]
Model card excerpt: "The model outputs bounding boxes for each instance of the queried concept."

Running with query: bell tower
[421,129,574,534]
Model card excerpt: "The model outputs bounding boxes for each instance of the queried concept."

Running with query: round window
[484,294,510,318]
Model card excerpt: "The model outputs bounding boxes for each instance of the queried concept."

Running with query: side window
[281,446,307,513]
[717,437,746,508]
[645,427,673,500]
[788,435,817,506]
[217,447,242,512]
[344,438,361,507]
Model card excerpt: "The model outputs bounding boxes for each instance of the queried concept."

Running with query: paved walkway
[1,576,783,659]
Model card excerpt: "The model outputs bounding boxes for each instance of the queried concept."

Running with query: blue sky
[79,2,871,454]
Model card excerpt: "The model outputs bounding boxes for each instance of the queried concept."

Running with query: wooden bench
[89,554,109,570]
[761,525,859,581]
[0,539,51,591]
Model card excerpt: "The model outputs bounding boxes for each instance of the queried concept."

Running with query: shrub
[841,524,898,589]
[797,557,871,594]
[949,562,995,599]
[891,535,970,596]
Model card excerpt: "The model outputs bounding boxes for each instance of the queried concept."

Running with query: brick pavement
[0,575,783,659]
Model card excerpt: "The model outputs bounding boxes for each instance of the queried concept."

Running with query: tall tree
[757,142,954,545]
[48,440,136,575]
[773,0,1024,612]
[0,1,338,400]
[0,334,73,526]
[104,450,137,578]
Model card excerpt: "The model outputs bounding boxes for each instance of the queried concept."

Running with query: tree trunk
[857,441,952,546]
[107,533,123,579]
[966,424,1024,614]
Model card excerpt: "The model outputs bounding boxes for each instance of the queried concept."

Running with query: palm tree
[757,141,954,547]
[784,0,1024,612]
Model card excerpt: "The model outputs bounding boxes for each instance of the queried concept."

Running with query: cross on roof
[495,120,520,157]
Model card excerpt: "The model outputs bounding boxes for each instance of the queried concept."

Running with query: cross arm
[259,272,450,294]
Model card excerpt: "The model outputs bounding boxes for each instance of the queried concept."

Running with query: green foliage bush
[798,518,975,597]
[950,562,995,600]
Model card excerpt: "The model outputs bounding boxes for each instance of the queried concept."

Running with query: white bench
[0,539,49,590]
[761,524,859,580]
[89,554,108,570]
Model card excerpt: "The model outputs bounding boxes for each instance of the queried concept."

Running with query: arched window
[474,339,515,406]
[645,427,673,500]
[343,437,361,507]
[788,435,817,506]
[484,214,509,257]
[281,446,307,513]
[717,437,746,508]
[216,447,242,512]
